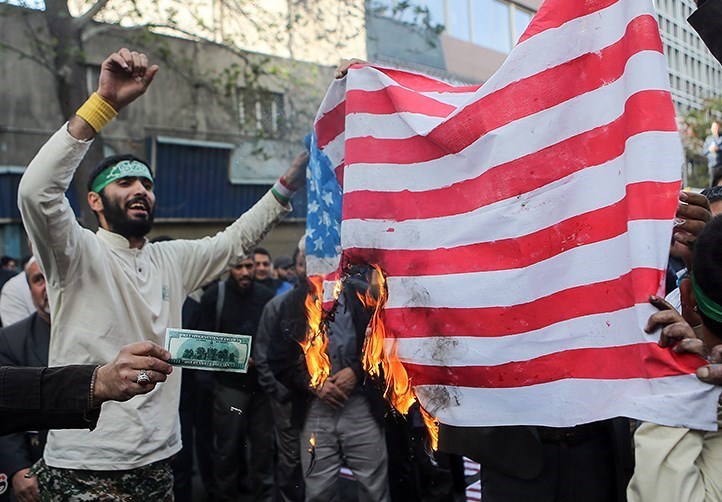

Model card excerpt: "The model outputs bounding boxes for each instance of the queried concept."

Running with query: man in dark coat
[0,258,52,501]
[690,0,722,65]
[197,257,275,502]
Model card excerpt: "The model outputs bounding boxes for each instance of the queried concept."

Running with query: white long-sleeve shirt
[0,271,34,326]
[18,124,290,470]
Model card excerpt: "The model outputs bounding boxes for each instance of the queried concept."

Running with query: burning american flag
[305,0,720,432]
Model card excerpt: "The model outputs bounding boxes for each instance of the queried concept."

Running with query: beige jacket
[17,124,289,470]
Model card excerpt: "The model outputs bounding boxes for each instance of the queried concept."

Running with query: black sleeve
[689,0,722,65]
[268,327,309,395]
[197,284,219,332]
[0,365,101,435]
[0,432,32,479]
[182,297,202,330]
[0,328,17,366]
[254,298,286,399]
[268,293,311,396]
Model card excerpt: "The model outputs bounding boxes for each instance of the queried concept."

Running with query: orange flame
[420,406,440,451]
[301,276,331,389]
[357,265,432,439]
[303,265,441,451]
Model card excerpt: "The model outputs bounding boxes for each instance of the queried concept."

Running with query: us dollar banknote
[165,328,252,373]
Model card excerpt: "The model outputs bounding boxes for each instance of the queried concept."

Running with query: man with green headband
[16,48,307,501]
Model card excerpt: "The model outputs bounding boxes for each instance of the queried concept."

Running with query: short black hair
[692,215,722,338]
[0,256,16,267]
[253,247,271,260]
[702,186,722,204]
[150,235,173,243]
[86,154,151,193]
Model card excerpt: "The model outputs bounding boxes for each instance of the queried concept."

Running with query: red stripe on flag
[345,15,664,167]
[382,268,662,339]
[316,101,346,149]
[519,0,620,44]
[403,343,705,388]
[344,181,679,276]
[372,67,482,93]
[344,90,676,220]
[346,87,456,117]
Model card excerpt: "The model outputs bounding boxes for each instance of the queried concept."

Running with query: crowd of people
[2,1,722,501]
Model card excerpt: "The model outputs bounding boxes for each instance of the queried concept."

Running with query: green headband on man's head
[90,160,153,194]
[692,273,722,324]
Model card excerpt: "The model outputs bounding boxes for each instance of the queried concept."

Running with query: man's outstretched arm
[0,341,172,435]
[68,49,158,140]
[17,49,158,287]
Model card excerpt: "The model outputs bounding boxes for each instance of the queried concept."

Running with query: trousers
[33,458,173,502]
[211,383,274,502]
[301,394,390,502]
[270,398,305,502]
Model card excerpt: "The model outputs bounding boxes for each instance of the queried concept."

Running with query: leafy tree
[0,0,357,224]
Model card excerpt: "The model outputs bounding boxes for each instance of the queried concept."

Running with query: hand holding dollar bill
[165,328,252,373]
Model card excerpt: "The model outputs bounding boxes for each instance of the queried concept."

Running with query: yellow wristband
[75,92,118,132]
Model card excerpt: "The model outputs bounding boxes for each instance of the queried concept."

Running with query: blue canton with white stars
[305,132,343,271]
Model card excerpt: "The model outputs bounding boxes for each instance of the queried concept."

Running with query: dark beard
[100,192,155,239]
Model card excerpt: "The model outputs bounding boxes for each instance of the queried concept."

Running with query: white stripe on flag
[385,223,667,309]
[414,375,720,430]
[346,112,446,140]
[320,132,345,170]
[316,80,346,120]
[389,305,660,366]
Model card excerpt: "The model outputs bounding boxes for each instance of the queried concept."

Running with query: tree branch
[0,40,56,75]
[77,0,112,28]
[141,22,251,65]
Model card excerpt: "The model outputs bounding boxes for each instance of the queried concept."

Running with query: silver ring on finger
[136,369,151,384]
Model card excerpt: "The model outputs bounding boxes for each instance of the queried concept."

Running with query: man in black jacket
[0,343,173,437]
[253,244,306,502]
[198,257,275,502]
[0,258,51,502]
[690,0,722,65]
[268,266,390,501]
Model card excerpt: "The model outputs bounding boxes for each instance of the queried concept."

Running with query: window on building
[472,0,511,53]
[447,0,471,40]
[425,0,445,26]
[374,0,536,54]
[514,6,533,42]
[371,0,444,26]
[237,88,285,137]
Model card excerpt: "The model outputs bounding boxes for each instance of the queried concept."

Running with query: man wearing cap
[274,255,297,284]
[17,48,306,501]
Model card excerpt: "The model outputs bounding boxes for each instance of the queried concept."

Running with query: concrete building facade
[0,5,334,259]
[654,0,722,110]
[367,0,721,112]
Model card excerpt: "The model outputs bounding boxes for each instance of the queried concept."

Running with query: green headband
[90,160,153,194]
[691,273,722,324]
